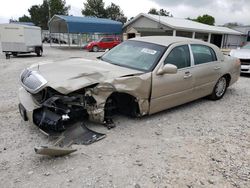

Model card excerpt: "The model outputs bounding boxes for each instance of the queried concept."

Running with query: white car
[230,43,250,74]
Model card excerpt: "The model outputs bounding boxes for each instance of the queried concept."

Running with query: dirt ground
[0,44,249,188]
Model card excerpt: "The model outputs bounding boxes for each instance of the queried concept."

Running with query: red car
[85,36,121,52]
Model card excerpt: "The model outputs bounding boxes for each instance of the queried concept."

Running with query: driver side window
[164,45,190,69]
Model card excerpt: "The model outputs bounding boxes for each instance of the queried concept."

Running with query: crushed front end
[18,69,109,134]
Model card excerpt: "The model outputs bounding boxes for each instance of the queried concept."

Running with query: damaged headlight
[92,83,115,94]
[20,69,47,94]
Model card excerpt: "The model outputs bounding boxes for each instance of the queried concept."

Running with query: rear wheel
[36,48,42,57]
[209,76,227,100]
[92,46,99,52]
[5,53,10,59]
[12,52,18,57]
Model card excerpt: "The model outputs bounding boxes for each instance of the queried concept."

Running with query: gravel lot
[0,44,249,188]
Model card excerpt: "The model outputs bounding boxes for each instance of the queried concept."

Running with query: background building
[123,13,244,48]
[231,25,250,43]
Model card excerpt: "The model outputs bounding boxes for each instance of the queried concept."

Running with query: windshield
[101,40,166,71]
[242,44,250,49]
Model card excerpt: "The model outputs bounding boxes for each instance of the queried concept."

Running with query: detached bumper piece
[34,146,77,156]
[34,123,106,157]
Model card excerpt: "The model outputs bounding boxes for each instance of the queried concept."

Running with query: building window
[165,30,173,36]
[195,32,209,42]
[176,31,192,38]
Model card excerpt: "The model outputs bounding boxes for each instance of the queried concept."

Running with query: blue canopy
[48,15,122,34]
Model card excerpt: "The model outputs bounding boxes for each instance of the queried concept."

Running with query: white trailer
[0,24,43,59]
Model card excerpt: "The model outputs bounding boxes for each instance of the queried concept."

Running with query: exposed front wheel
[209,76,227,100]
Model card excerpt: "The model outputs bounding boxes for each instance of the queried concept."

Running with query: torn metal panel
[57,123,106,146]
[34,146,77,157]
[35,123,106,157]
[111,72,152,99]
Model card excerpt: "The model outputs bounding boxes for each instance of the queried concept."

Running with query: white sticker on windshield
[141,48,157,55]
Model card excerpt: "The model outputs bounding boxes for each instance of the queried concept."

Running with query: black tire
[12,52,18,57]
[209,76,227,100]
[5,53,10,59]
[92,46,99,52]
[36,48,42,57]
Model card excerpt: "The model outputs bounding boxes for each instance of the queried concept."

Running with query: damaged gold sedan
[18,36,240,156]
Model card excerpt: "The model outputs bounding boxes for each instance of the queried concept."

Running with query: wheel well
[223,74,231,87]
[35,46,43,52]
[105,92,140,117]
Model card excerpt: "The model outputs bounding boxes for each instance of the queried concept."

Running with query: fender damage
[18,58,151,156]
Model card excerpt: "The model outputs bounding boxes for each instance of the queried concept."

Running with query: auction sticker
[141,48,157,55]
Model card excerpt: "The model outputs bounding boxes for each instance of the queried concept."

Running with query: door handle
[214,66,221,70]
[184,72,192,79]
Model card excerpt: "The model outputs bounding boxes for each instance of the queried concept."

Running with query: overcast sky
[0,0,249,25]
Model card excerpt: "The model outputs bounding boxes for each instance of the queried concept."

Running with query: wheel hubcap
[215,77,226,97]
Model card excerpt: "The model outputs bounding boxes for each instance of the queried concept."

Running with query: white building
[123,13,244,48]
[231,25,250,43]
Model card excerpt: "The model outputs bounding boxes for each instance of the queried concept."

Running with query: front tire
[209,76,227,100]
[92,46,99,52]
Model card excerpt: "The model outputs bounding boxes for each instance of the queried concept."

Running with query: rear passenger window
[164,45,190,69]
[191,45,217,65]
[106,38,114,42]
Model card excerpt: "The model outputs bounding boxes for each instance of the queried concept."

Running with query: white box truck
[0,23,43,59]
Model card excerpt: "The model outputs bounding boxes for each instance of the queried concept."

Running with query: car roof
[129,36,207,47]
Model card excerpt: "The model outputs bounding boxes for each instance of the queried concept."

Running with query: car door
[150,44,195,114]
[189,44,221,98]
[98,38,107,49]
[105,37,115,49]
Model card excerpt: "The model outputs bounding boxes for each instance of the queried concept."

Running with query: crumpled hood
[230,49,250,59]
[30,58,143,94]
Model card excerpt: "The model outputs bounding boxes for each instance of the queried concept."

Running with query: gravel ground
[0,44,249,188]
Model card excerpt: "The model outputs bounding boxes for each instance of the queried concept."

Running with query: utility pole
[48,0,51,20]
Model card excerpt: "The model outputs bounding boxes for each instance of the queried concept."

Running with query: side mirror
[157,64,177,75]
[105,49,109,52]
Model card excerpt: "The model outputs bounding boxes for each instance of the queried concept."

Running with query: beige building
[123,13,244,48]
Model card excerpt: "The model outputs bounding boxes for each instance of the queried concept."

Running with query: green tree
[148,8,173,17]
[159,9,171,16]
[49,0,70,17]
[18,15,32,22]
[195,14,215,26]
[106,3,127,23]
[27,0,70,29]
[148,8,158,15]
[9,18,17,23]
[223,22,241,28]
[82,0,107,18]
[28,3,49,29]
